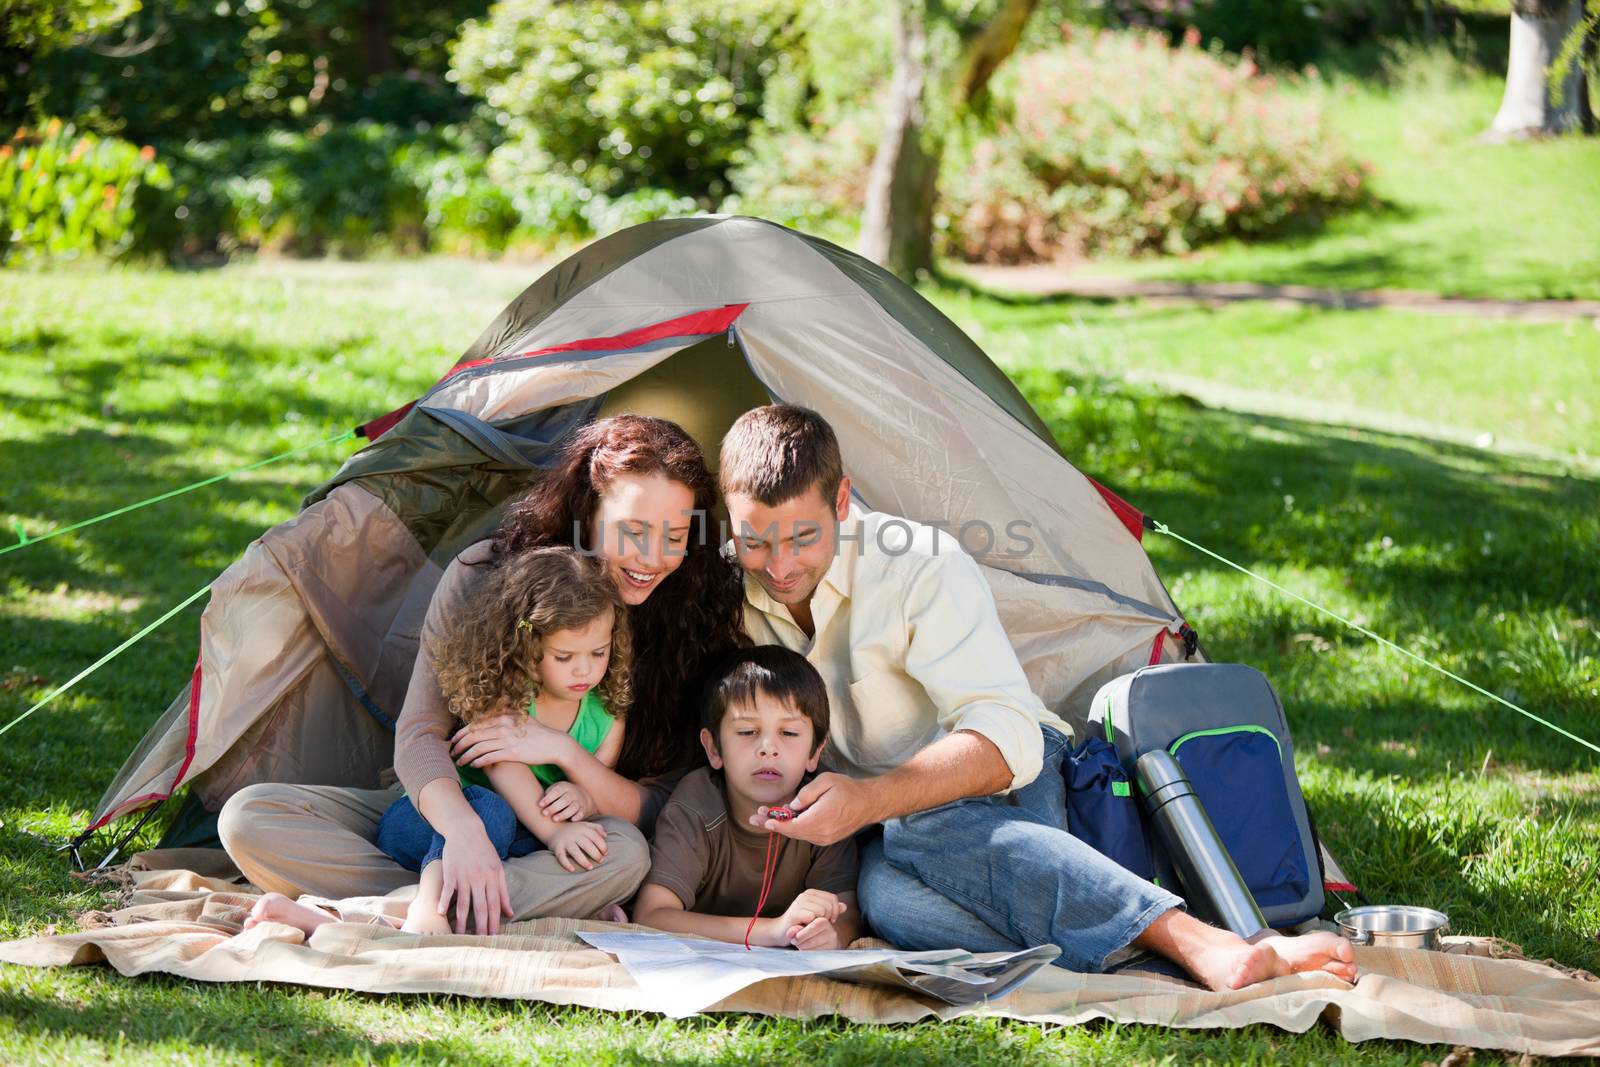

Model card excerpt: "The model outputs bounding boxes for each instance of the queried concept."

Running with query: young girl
[245,546,632,935]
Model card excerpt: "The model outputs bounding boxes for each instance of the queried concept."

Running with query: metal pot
[1334,905,1450,950]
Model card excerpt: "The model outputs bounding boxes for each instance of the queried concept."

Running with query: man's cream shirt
[739,505,1072,793]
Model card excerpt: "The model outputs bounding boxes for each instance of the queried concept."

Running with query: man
[717,404,1356,990]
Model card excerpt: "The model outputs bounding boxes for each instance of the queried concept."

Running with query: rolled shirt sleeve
[900,548,1050,793]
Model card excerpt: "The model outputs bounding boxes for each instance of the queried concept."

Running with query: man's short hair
[719,405,844,506]
[701,645,830,744]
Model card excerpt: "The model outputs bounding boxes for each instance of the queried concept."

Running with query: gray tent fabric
[90,215,1195,844]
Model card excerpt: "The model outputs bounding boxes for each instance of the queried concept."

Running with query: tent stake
[62,801,166,873]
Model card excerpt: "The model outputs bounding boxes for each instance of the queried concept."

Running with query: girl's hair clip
[516,618,534,632]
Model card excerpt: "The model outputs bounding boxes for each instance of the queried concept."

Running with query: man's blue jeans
[375,785,543,872]
[859,726,1184,972]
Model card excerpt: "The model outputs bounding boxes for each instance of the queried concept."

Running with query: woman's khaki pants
[218,781,648,926]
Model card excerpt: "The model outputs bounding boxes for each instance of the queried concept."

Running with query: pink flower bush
[942,29,1370,262]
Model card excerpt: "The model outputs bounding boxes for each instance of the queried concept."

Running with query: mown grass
[929,285,1600,465]
[1090,64,1600,301]
[1,258,1597,1065]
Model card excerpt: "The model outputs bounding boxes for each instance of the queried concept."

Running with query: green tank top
[457,689,614,791]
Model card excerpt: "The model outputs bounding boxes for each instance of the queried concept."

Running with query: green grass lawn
[929,286,1600,466]
[2,259,1598,1064]
[1087,66,1600,301]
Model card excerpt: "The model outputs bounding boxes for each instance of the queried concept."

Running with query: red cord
[744,830,783,950]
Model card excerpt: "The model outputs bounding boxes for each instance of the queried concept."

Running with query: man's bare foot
[594,904,627,924]
[242,892,336,936]
[400,906,454,936]
[1192,931,1358,991]
[1135,908,1357,992]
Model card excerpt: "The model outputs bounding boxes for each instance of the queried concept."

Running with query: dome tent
[84,215,1201,856]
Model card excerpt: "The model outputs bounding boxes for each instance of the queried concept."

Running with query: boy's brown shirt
[645,768,858,917]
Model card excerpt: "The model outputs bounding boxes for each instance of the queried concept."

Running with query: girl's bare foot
[242,893,336,936]
[594,904,628,924]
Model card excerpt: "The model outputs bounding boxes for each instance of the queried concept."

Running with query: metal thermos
[1135,749,1268,940]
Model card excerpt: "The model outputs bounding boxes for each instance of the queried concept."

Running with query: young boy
[633,646,860,950]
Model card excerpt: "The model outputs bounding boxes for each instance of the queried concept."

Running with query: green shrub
[944,29,1372,260]
[1098,0,1489,67]
[0,118,172,264]
[449,0,799,200]
[397,135,521,254]
[724,107,877,240]
[221,123,427,256]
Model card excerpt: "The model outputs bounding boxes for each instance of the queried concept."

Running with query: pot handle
[1346,928,1373,946]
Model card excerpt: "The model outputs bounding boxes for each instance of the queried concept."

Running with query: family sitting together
[222,405,1356,991]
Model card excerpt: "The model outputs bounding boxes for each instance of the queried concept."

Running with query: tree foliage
[1,0,139,51]
[9,0,486,142]
[449,0,800,199]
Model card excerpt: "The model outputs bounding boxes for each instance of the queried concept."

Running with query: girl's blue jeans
[375,785,543,872]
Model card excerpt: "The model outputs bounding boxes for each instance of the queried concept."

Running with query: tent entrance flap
[86,217,1237,866]
[596,332,773,469]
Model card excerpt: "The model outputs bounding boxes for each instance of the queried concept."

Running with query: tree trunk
[358,0,397,78]
[860,0,938,280]
[1487,0,1588,139]
[860,0,1039,281]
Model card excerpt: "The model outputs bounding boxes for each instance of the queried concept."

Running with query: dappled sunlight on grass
[0,260,1595,1063]
[1096,76,1600,301]
[932,287,1600,463]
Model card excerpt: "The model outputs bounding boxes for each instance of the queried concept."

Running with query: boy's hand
[539,781,595,822]
[775,889,846,944]
[547,821,608,872]
[785,915,844,951]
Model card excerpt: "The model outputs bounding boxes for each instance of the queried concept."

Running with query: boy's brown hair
[719,405,843,507]
[434,546,632,723]
[701,645,830,746]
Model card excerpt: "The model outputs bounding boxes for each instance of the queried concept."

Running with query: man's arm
[758,538,1048,846]
[754,730,1010,845]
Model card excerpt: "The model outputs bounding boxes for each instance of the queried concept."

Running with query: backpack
[1085,662,1325,929]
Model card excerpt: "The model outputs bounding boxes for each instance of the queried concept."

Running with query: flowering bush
[1,119,171,264]
[944,29,1372,260]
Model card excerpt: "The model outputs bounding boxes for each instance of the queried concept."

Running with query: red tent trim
[360,304,750,441]
[1087,476,1144,541]
[83,656,204,834]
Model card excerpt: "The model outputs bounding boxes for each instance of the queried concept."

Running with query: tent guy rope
[1147,519,1600,757]
[1,428,357,557]
[0,583,212,740]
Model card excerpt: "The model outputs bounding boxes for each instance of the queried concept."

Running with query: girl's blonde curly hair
[432,547,632,725]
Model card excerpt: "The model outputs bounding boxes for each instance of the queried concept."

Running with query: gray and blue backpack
[1074,662,1327,929]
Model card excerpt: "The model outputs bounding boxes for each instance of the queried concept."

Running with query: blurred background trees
[1,0,1593,274]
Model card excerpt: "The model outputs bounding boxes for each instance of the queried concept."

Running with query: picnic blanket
[2,855,1597,1057]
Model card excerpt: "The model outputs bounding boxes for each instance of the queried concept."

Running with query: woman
[219,415,746,935]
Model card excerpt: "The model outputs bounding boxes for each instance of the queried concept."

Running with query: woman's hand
[436,821,514,935]
[451,714,574,770]
[539,781,595,822]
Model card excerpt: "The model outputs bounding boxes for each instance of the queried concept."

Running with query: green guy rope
[1,427,357,557]
[1148,519,1600,757]
[0,582,212,739]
